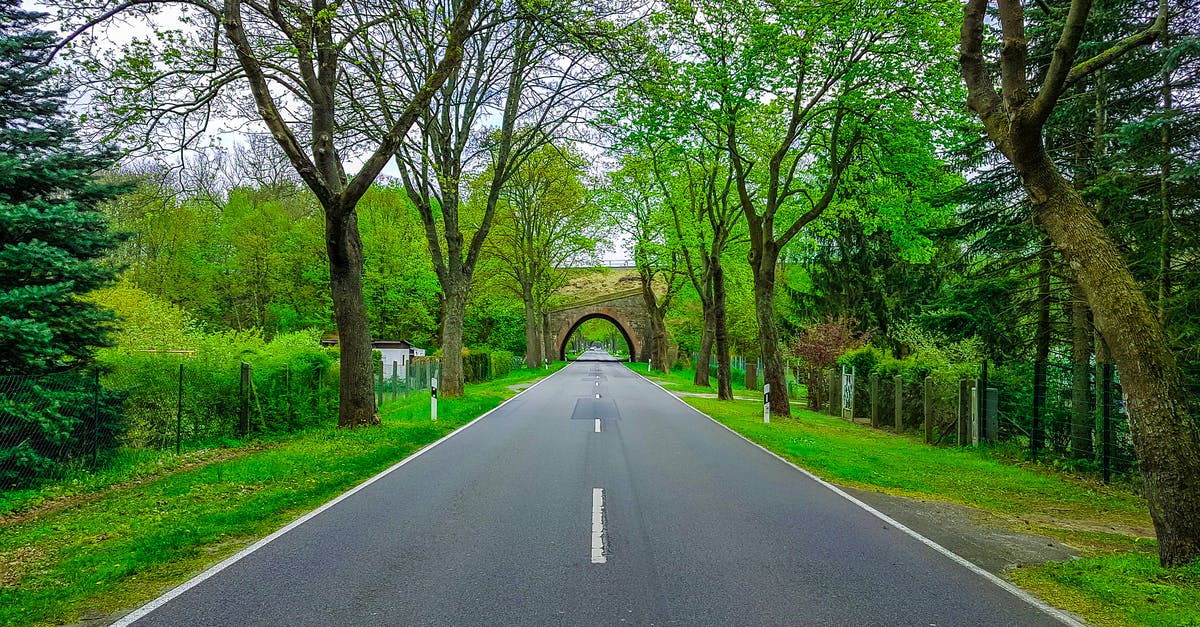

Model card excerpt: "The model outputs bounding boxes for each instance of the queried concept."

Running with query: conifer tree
[0,1,126,485]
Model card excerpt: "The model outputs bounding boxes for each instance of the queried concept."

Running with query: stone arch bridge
[544,288,651,362]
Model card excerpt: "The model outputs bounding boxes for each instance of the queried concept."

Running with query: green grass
[626,362,765,399]
[1011,554,1200,627]
[629,365,1200,627]
[0,364,563,627]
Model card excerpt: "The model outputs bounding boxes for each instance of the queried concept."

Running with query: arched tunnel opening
[559,315,635,362]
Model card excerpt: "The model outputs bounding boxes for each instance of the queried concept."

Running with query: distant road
[122,349,1068,626]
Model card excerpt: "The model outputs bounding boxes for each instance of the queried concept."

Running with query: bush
[99,329,337,448]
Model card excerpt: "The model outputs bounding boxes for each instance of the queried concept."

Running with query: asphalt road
[123,350,1068,626]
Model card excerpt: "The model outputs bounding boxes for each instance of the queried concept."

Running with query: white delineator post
[431,377,438,421]
[763,383,771,423]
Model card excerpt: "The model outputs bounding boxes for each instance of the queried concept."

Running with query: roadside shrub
[100,329,336,447]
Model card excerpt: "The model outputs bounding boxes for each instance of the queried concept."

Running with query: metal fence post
[284,363,292,424]
[92,368,101,466]
[977,360,989,443]
[958,379,971,446]
[1102,363,1113,484]
[894,375,903,431]
[239,362,251,436]
[376,363,384,408]
[924,376,933,444]
[176,363,184,455]
[392,361,399,403]
[869,373,880,428]
[1032,360,1045,461]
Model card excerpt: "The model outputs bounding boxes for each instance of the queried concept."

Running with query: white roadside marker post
[431,377,438,421]
[763,383,771,423]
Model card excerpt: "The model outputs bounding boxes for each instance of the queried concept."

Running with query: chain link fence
[1,351,530,492]
[0,371,123,490]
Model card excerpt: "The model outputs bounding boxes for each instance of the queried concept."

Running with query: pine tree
[0,2,127,371]
[0,1,126,486]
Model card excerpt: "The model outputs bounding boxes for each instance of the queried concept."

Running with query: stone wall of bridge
[544,289,651,361]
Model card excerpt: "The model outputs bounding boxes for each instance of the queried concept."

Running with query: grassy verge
[626,362,765,399]
[0,364,564,627]
[630,365,1199,627]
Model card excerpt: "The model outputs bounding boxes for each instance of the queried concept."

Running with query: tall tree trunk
[751,251,788,416]
[439,283,468,397]
[522,282,541,368]
[1070,280,1094,459]
[1025,155,1200,566]
[326,209,378,427]
[638,271,670,371]
[694,299,715,386]
[713,261,733,400]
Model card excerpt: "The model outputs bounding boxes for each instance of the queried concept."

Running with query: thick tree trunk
[326,210,379,427]
[694,300,715,386]
[1070,281,1094,459]
[439,284,468,397]
[522,283,541,368]
[649,316,669,372]
[1025,156,1200,566]
[750,258,789,417]
[713,262,733,400]
[639,272,670,371]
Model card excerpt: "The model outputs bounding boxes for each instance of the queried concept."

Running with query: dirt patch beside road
[842,486,1080,575]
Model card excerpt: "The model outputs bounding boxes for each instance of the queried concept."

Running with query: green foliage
[461,348,516,384]
[96,328,337,448]
[103,178,333,336]
[0,3,128,485]
[357,185,441,345]
[86,278,198,351]
[837,324,984,383]
[463,298,526,355]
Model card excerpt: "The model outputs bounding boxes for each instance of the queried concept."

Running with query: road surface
[121,349,1069,626]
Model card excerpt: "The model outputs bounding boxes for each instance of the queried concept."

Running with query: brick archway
[553,308,640,361]
[545,288,651,362]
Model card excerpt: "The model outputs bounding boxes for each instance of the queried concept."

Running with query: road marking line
[113,364,578,627]
[595,418,601,433]
[591,487,606,564]
[628,368,1085,627]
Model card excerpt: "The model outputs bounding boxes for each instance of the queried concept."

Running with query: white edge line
[627,366,1086,627]
[114,363,575,627]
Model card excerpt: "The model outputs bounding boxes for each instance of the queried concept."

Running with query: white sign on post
[763,383,771,423]
[431,377,438,421]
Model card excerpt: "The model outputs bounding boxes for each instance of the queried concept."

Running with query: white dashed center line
[591,488,606,564]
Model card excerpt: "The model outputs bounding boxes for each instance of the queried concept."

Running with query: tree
[649,143,742,398]
[58,0,482,426]
[0,1,125,482]
[603,154,685,370]
[960,0,1200,565]
[645,0,962,416]
[348,0,622,396]
[479,140,605,368]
